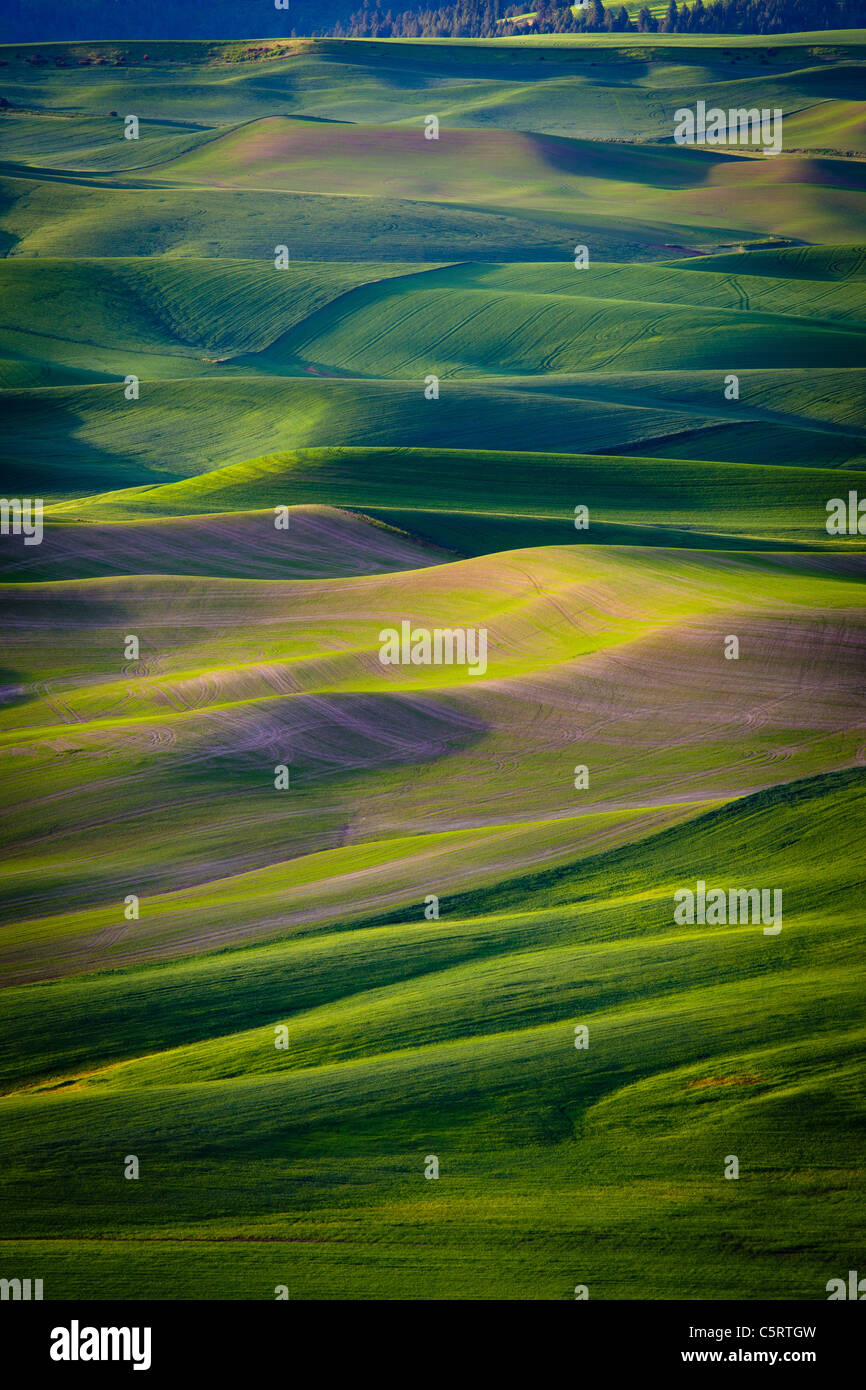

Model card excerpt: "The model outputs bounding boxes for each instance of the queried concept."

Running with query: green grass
[2,247,864,499]
[0,770,864,1297]
[41,444,866,548]
[1,545,863,976]
[5,370,865,500]
[0,256,435,375]
[2,34,864,150]
[6,250,866,382]
[0,30,864,1302]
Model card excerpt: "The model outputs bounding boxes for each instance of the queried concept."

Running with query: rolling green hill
[35,445,866,552]
[1,34,864,149]
[0,30,864,1303]
[0,768,863,1297]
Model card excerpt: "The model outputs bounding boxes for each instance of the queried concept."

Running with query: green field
[0,31,864,1301]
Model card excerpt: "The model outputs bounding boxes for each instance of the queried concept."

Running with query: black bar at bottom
[2,1298,860,1375]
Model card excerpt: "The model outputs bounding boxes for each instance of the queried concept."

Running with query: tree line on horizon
[2,0,863,42]
[330,0,866,36]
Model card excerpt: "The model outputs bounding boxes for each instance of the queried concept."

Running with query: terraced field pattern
[0,30,864,1300]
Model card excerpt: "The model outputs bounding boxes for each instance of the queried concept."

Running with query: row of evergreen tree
[326,0,865,36]
[2,0,863,42]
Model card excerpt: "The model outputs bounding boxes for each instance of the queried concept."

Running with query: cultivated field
[0,31,864,1300]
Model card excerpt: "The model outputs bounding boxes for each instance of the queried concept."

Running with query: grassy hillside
[0,769,863,1297]
[33,446,866,551]
[0,31,864,1302]
[1,35,864,149]
[2,246,864,497]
